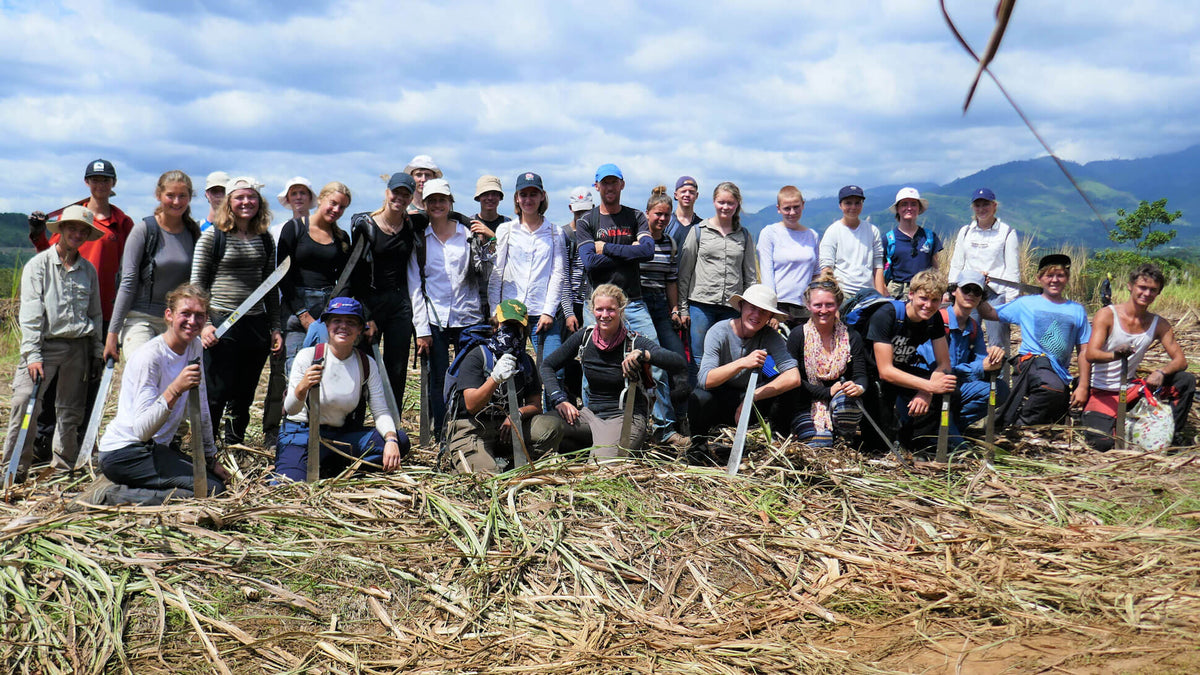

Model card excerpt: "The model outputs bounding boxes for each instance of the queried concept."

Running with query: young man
[979,254,1091,428]
[404,154,442,214]
[199,171,229,231]
[96,284,232,501]
[689,284,800,463]
[472,175,510,232]
[866,269,957,451]
[3,206,104,480]
[666,175,702,248]
[818,185,887,305]
[884,187,943,299]
[916,271,1008,442]
[1079,263,1194,450]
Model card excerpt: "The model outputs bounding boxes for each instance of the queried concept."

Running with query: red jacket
[32,204,134,322]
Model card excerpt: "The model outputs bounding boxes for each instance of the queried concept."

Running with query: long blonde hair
[213,186,272,235]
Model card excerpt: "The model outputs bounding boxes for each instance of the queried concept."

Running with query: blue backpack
[883,227,934,282]
[442,325,498,401]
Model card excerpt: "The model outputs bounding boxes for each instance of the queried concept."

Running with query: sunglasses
[959,285,984,297]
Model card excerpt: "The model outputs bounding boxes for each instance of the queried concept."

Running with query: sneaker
[665,433,691,449]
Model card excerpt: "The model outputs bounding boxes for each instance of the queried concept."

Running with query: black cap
[85,159,116,179]
[1038,253,1071,271]
[838,185,865,201]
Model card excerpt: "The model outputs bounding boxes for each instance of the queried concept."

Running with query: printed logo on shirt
[891,335,920,367]
[601,226,634,241]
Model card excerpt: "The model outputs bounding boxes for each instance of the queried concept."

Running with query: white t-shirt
[97,335,215,458]
[283,345,397,435]
[817,218,883,296]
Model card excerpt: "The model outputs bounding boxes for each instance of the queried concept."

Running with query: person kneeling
[448,299,562,473]
[277,297,408,482]
[916,271,1009,443]
[1080,263,1195,450]
[865,269,957,452]
[689,284,800,464]
[98,284,231,501]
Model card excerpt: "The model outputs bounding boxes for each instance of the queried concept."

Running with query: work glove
[28,211,47,237]
[490,354,518,385]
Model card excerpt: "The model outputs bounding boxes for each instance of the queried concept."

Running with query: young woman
[276,177,315,224]
[107,170,201,361]
[947,188,1020,364]
[190,176,283,446]
[276,297,408,481]
[404,154,442,214]
[97,284,231,498]
[639,185,688,446]
[677,181,758,386]
[785,273,867,446]
[350,173,421,411]
[488,172,564,357]
[540,284,686,460]
[757,185,820,326]
[276,182,353,368]
[445,299,561,473]
[884,187,943,299]
[409,178,487,437]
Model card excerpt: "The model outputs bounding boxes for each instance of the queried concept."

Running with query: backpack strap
[890,299,907,333]
[140,216,162,304]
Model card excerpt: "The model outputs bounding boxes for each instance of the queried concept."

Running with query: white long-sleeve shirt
[98,335,216,458]
[283,345,397,435]
[408,223,485,337]
[947,218,1020,303]
[488,218,564,317]
[757,222,820,306]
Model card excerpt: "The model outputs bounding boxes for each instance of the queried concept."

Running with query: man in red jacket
[27,159,135,456]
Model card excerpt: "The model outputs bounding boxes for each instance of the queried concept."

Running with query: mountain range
[740,144,1200,254]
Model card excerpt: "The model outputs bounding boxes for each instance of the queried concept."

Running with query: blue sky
[1,0,1197,222]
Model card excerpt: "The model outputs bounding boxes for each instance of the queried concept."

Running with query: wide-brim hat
[729,284,786,318]
[48,204,104,242]
[404,154,443,178]
[889,187,929,214]
[474,175,503,200]
[277,177,315,207]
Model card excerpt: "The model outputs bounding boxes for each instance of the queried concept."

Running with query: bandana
[488,323,526,358]
[592,324,628,352]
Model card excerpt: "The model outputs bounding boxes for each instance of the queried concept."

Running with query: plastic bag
[1127,391,1173,451]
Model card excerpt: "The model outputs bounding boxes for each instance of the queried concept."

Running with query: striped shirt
[190,228,281,330]
[560,227,589,317]
[640,234,678,292]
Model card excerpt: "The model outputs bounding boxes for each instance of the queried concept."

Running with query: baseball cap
[422,178,452,199]
[595,163,623,182]
[972,187,996,202]
[1038,253,1071,271]
[320,296,365,323]
[515,172,543,192]
[675,176,698,191]
[205,171,230,192]
[404,154,443,178]
[387,172,416,193]
[85,159,116,180]
[568,187,594,212]
[493,298,529,326]
[474,175,503,200]
[838,185,865,202]
[955,270,987,294]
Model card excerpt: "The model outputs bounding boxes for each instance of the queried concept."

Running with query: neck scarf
[592,324,628,352]
[802,320,851,433]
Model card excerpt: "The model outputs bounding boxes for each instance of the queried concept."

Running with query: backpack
[311,342,372,429]
[883,227,934,282]
[441,325,500,401]
[574,325,655,393]
[138,215,199,305]
[937,308,979,343]
[843,290,905,337]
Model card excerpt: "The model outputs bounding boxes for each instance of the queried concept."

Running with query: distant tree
[1107,198,1181,252]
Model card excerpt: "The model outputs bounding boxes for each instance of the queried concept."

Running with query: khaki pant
[3,338,91,474]
[447,414,563,474]
[887,280,909,300]
[119,310,167,359]
[549,407,649,462]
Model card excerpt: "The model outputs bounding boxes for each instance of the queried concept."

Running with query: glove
[28,211,47,237]
[490,353,518,384]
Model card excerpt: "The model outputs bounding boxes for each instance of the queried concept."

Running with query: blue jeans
[275,419,409,482]
[951,377,1009,440]
[688,301,738,387]
[428,326,463,437]
[644,290,687,439]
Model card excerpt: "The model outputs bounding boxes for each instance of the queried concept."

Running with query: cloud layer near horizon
[1,0,1197,221]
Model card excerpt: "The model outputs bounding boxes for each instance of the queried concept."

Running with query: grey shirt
[19,246,102,364]
[697,319,796,391]
[110,217,196,333]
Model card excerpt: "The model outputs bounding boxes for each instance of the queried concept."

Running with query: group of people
[2,157,1194,502]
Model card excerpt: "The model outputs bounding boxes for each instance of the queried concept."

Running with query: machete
[370,344,402,462]
[330,236,367,300]
[1115,353,1129,450]
[726,371,759,476]
[418,351,431,447]
[5,374,42,487]
[44,198,90,222]
[187,357,208,498]
[988,276,1041,296]
[213,256,292,341]
[307,345,325,482]
[507,380,531,469]
[985,370,997,455]
[618,378,637,452]
[935,371,952,464]
[855,398,910,468]
[75,357,116,473]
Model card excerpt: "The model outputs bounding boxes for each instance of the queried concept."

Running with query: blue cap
[595,163,623,182]
[515,171,543,192]
[675,175,697,191]
[972,187,996,202]
[387,172,416,193]
[838,185,865,201]
[321,297,365,323]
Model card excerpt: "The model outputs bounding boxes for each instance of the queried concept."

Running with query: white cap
[568,186,594,212]
[422,178,452,199]
[205,171,230,191]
